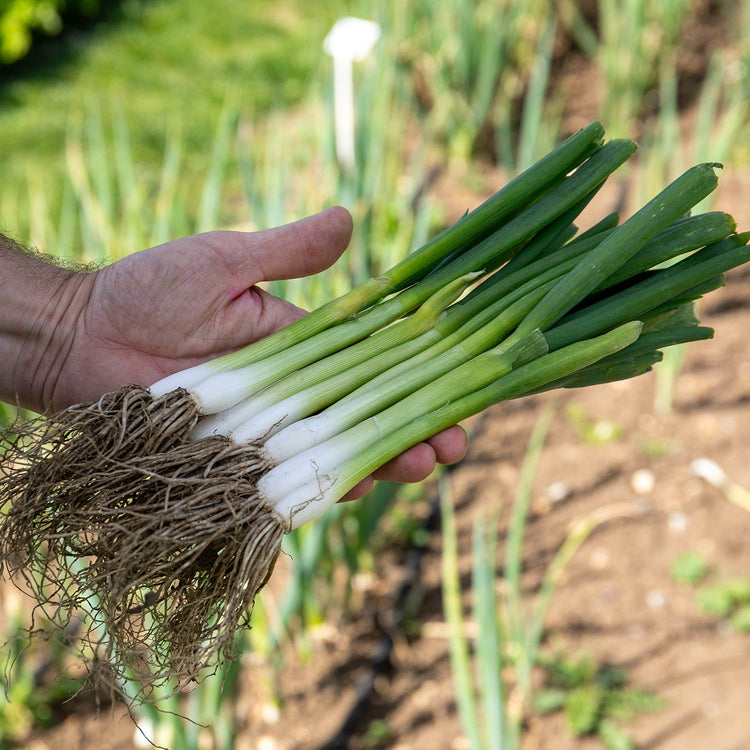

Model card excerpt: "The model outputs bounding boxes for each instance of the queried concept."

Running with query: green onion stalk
[1,123,747,699]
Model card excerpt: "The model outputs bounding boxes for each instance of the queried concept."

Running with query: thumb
[221,206,353,285]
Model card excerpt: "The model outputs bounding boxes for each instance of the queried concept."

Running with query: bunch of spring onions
[1,121,748,697]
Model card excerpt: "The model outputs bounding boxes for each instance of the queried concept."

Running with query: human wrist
[0,238,91,412]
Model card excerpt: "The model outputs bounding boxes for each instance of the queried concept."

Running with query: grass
[593,0,693,138]
[670,551,711,586]
[0,0,351,195]
[398,0,562,170]
[669,551,750,634]
[565,402,625,445]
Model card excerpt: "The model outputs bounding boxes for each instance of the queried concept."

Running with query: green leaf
[565,685,603,736]
[546,652,598,689]
[724,578,750,605]
[697,585,734,617]
[637,438,673,458]
[533,688,568,714]
[670,552,710,585]
[605,688,665,721]
[440,479,481,750]
[363,719,394,748]
[598,718,635,750]
[593,667,623,692]
[565,402,625,445]
[731,604,750,633]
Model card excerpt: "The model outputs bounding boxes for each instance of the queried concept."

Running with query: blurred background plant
[533,650,664,749]
[671,550,750,634]
[0,0,749,747]
[440,409,649,749]
[0,585,84,750]
[0,0,103,63]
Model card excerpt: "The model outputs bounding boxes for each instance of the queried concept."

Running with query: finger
[338,426,468,503]
[220,206,353,284]
[339,476,375,503]
[425,424,469,465]
[372,442,437,484]
[373,425,469,483]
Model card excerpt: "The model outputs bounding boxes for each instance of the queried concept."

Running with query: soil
[9,6,750,749]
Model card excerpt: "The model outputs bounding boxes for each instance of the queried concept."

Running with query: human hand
[4,207,466,498]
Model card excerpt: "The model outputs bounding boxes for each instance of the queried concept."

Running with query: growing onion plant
[1,122,747,698]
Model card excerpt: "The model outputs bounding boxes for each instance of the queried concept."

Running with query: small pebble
[590,547,610,570]
[690,457,726,486]
[668,510,689,535]
[261,703,280,724]
[593,421,621,442]
[646,590,667,610]
[631,469,655,495]
[717,620,733,637]
[546,480,570,502]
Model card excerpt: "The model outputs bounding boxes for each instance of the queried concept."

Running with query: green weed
[566,402,625,445]
[672,558,750,634]
[0,588,84,748]
[363,718,394,748]
[670,551,711,586]
[697,578,750,622]
[535,651,663,749]
[636,438,673,459]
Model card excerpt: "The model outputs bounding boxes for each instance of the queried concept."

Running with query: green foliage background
[0,0,102,62]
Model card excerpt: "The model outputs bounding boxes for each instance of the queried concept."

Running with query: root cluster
[0,385,284,697]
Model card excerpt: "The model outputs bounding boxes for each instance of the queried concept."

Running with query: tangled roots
[0,385,201,510]
[0,386,284,698]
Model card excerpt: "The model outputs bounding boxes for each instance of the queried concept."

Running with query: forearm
[0,235,88,412]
